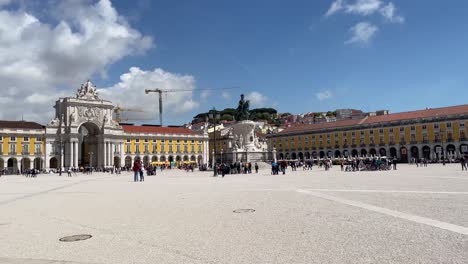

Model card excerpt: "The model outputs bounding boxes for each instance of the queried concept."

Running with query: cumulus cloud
[0,0,153,122]
[325,0,345,17]
[345,0,382,15]
[345,22,378,44]
[246,91,268,107]
[99,67,198,118]
[379,2,404,23]
[325,0,403,44]
[316,90,333,101]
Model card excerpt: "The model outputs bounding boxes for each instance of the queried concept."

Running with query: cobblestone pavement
[0,164,467,264]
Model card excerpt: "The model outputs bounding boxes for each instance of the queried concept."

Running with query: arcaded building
[0,81,209,173]
[268,105,468,163]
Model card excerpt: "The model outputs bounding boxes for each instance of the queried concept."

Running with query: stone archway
[319,151,325,158]
[190,155,196,161]
[422,146,431,159]
[152,156,158,162]
[0,158,4,171]
[361,149,367,157]
[183,155,189,161]
[291,153,297,160]
[49,157,58,169]
[113,157,121,168]
[278,153,284,160]
[305,152,310,159]
[335,150,341,158]
[176,156,181,162]
[410,146,419,160]
[460,144,468,155]
[400,147,408,163]
[390,147,397,158]
[369,148,377,156]
[33,158,42,170]
[160,156,167,162]
[125,156,132,168]
[298,152,304,161]
[168,156,174,162]
[343,149,349,157]
[78,122,100,167]
[22,158,31,171]
[379,148,387,157]
[446,144,456,160]
[327,151,333,158]
[7,158,18,174]
[351,149,358,157]
[197,155,203,164]
[143,156,149,166]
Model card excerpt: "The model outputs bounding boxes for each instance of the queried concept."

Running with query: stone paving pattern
[0,164,467,264]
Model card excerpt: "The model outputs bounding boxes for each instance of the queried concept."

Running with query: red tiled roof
[121,125,196,135]
[363,104,468,125]
[278,119,363,135]
[0,120,44,130]
[273,104,468,136]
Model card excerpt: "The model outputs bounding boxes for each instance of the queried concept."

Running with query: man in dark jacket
[132,160,141,182]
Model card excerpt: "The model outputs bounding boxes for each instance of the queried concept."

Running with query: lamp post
[440,129,445,165]
[208,108,220,177]
[59,140,64,176]
[221,148,223,164]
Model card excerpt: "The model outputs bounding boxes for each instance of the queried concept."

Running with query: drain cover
[59,234,92,242]
[233,209,255,213]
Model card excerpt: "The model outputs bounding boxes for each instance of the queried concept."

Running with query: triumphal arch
[44,81,124,169]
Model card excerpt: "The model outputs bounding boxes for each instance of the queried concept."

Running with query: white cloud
[0,0,153,122]
[346,0,382,15]
[316,90,333,101]
[99,67,198,118]
[325,0,345,17]
[345,22,378,44]
[200,90,211,100]
[0,0,11,7]
[379,2,404,23]
[221,91,231,100]
[245,91,267,107]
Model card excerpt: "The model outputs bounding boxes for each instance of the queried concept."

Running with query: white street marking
[302,189,468,194]
[297,189,468,236]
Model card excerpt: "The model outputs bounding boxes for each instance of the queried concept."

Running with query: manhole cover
[59,234,92,242]
[233,209,255,213]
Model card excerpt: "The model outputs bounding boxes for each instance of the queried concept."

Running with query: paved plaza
[0,164,467,264]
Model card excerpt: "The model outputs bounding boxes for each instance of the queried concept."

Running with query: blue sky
[0,0,467,125]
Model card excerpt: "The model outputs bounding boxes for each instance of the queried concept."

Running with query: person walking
[254,162,259,173]
[461,156,466,171]
[132,160,141,182]
[139,165,144,181]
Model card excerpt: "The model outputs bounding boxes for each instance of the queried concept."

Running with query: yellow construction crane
[113,105,146,123]
[145,87,237,126]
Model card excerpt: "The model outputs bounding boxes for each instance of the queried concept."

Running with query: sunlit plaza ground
[1,164,467,264]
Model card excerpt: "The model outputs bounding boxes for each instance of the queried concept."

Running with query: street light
[208,107,220,177]
[221,148,223,164]
[440,129,445,165]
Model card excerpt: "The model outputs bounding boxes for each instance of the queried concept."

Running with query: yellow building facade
[268,105,468,162]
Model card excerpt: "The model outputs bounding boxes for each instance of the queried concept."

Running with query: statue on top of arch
[76,80,100,100]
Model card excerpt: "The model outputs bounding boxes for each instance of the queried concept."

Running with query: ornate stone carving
[48,118,60,127]
[76,80,100,100]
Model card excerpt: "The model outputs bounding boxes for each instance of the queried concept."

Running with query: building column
[103,140,107,168]
[107,142,111,167]
[120,142,124,168]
